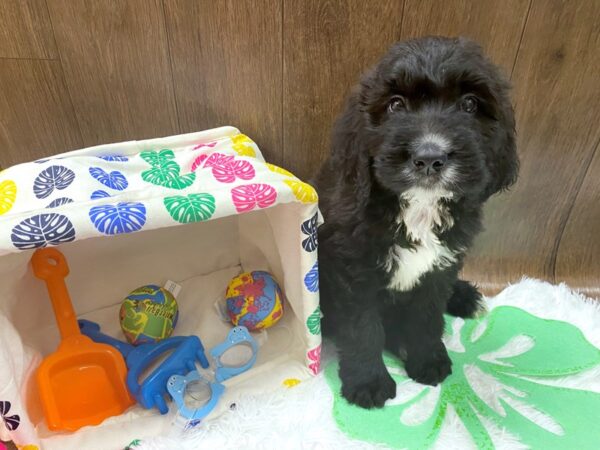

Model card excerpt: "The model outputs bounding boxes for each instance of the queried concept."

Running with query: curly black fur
[313,36,518,409]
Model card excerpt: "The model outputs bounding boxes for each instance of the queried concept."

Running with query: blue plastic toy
[211,326,258,382]
[168,326,258,426]
[78,319,208,414]
[167,370,225,428]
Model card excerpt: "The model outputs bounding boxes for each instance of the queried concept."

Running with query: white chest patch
[385,187,457,292]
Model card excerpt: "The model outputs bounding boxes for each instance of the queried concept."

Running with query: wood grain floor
[0,0,598,295]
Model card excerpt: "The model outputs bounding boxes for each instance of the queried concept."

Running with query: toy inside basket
[0,127,321,450]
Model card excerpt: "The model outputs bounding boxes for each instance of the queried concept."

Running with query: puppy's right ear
[329,90,374,206]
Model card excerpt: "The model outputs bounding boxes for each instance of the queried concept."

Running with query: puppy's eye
[460,95,478,113]
[388,96,407,113]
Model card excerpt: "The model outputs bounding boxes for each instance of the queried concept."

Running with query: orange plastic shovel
[31,248,133,431]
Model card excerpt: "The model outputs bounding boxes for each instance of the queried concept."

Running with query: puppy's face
[359,37,518,200]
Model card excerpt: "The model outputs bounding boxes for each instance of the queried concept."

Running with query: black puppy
[313,36,518,409]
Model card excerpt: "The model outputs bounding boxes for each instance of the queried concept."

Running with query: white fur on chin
[385,186,457,292]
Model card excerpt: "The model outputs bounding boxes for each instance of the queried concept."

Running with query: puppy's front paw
[405,346,452,386]
[341,370,396,409]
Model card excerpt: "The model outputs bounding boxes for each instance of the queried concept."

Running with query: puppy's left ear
[486,100,519,198]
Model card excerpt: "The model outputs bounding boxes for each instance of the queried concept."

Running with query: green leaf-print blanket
[325,306,600,449]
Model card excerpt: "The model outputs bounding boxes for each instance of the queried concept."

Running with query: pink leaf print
[193,141,217,150]
[201,153,256,183]
[212,159,255,183]
[231,183,277,213]
[191,154,208,171]
[203,152,231,168]
[308,345,321,375]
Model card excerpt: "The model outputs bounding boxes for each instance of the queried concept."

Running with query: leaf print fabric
[97,155,128,162]
[304,261,319,293]
[231,134,257,157]
[46,197,73,208]
[89,202,146,235]
[164,194,216,223]
[307,306,321,335]
[33,166,75,199]
[0,401,20,431]
[0,180,17,215]
[11,214,76,249]
[284,179,318,204]
[0,127,324,447]
[301,213,318,252]
[89,167,128,190]
[308,345,321,375]
[201,153,255,183]
[141,149,196,190]
[325,306,600,449]
[266,163,296,178]
[231,183,277,212]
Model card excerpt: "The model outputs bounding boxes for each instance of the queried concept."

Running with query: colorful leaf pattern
[33,165,75,199]
[304,261,319,293]
[46,197,73,208]
[0,180,17,215]
[202,152,255,183]
[89,202,146,235]
[91,190,111,199]
[231,183,277,212]
[284,179,318,204]
[231,134,257,157]
[308,345,321,375]
[89,167,128,190]
[301,213,318,252]
[0,401,20,431]
[164,193,216,223]
[11,214,76,249]
[98,155,129,162]
[266,163,296,178]
[140,149,196,189]
[307,306,321,335]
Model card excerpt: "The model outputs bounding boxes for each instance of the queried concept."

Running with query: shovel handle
[31,248,81,340]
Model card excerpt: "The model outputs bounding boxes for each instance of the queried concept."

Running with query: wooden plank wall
[1,0,599,295]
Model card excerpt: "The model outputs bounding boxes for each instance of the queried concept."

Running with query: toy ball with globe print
[225,271,284,331]
[119,284,179,345]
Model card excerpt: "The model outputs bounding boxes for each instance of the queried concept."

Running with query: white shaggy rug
[137,279,600,450]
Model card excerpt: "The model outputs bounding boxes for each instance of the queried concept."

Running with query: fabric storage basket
[0,126,322,450]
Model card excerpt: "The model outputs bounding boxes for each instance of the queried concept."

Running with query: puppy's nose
[412,143,447,175]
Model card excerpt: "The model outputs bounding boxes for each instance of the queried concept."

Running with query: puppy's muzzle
[412,142,447,175]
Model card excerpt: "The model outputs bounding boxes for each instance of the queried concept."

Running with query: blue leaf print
[89,167,128,190]
[301,213,319,252]
[91,190,111,199]
[33,165,75,199]
[46,197,74,208]
[89,202,146,235]
[304,261,319,293]
[11,214,76,250]
[97,155,129,162]
[34,159,49,164]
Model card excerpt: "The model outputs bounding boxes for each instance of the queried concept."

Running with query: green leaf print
[164,193,216,223]
[140,149,196,190]
[140,149,176,167]
[307,306,321,335]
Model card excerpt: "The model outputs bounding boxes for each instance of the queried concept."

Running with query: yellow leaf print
[0,179,17,215]
[231,134,257,158]
[283,378,301,388]
[17,445,40,450]
[266,163,297,178]
[284,179,318,204]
